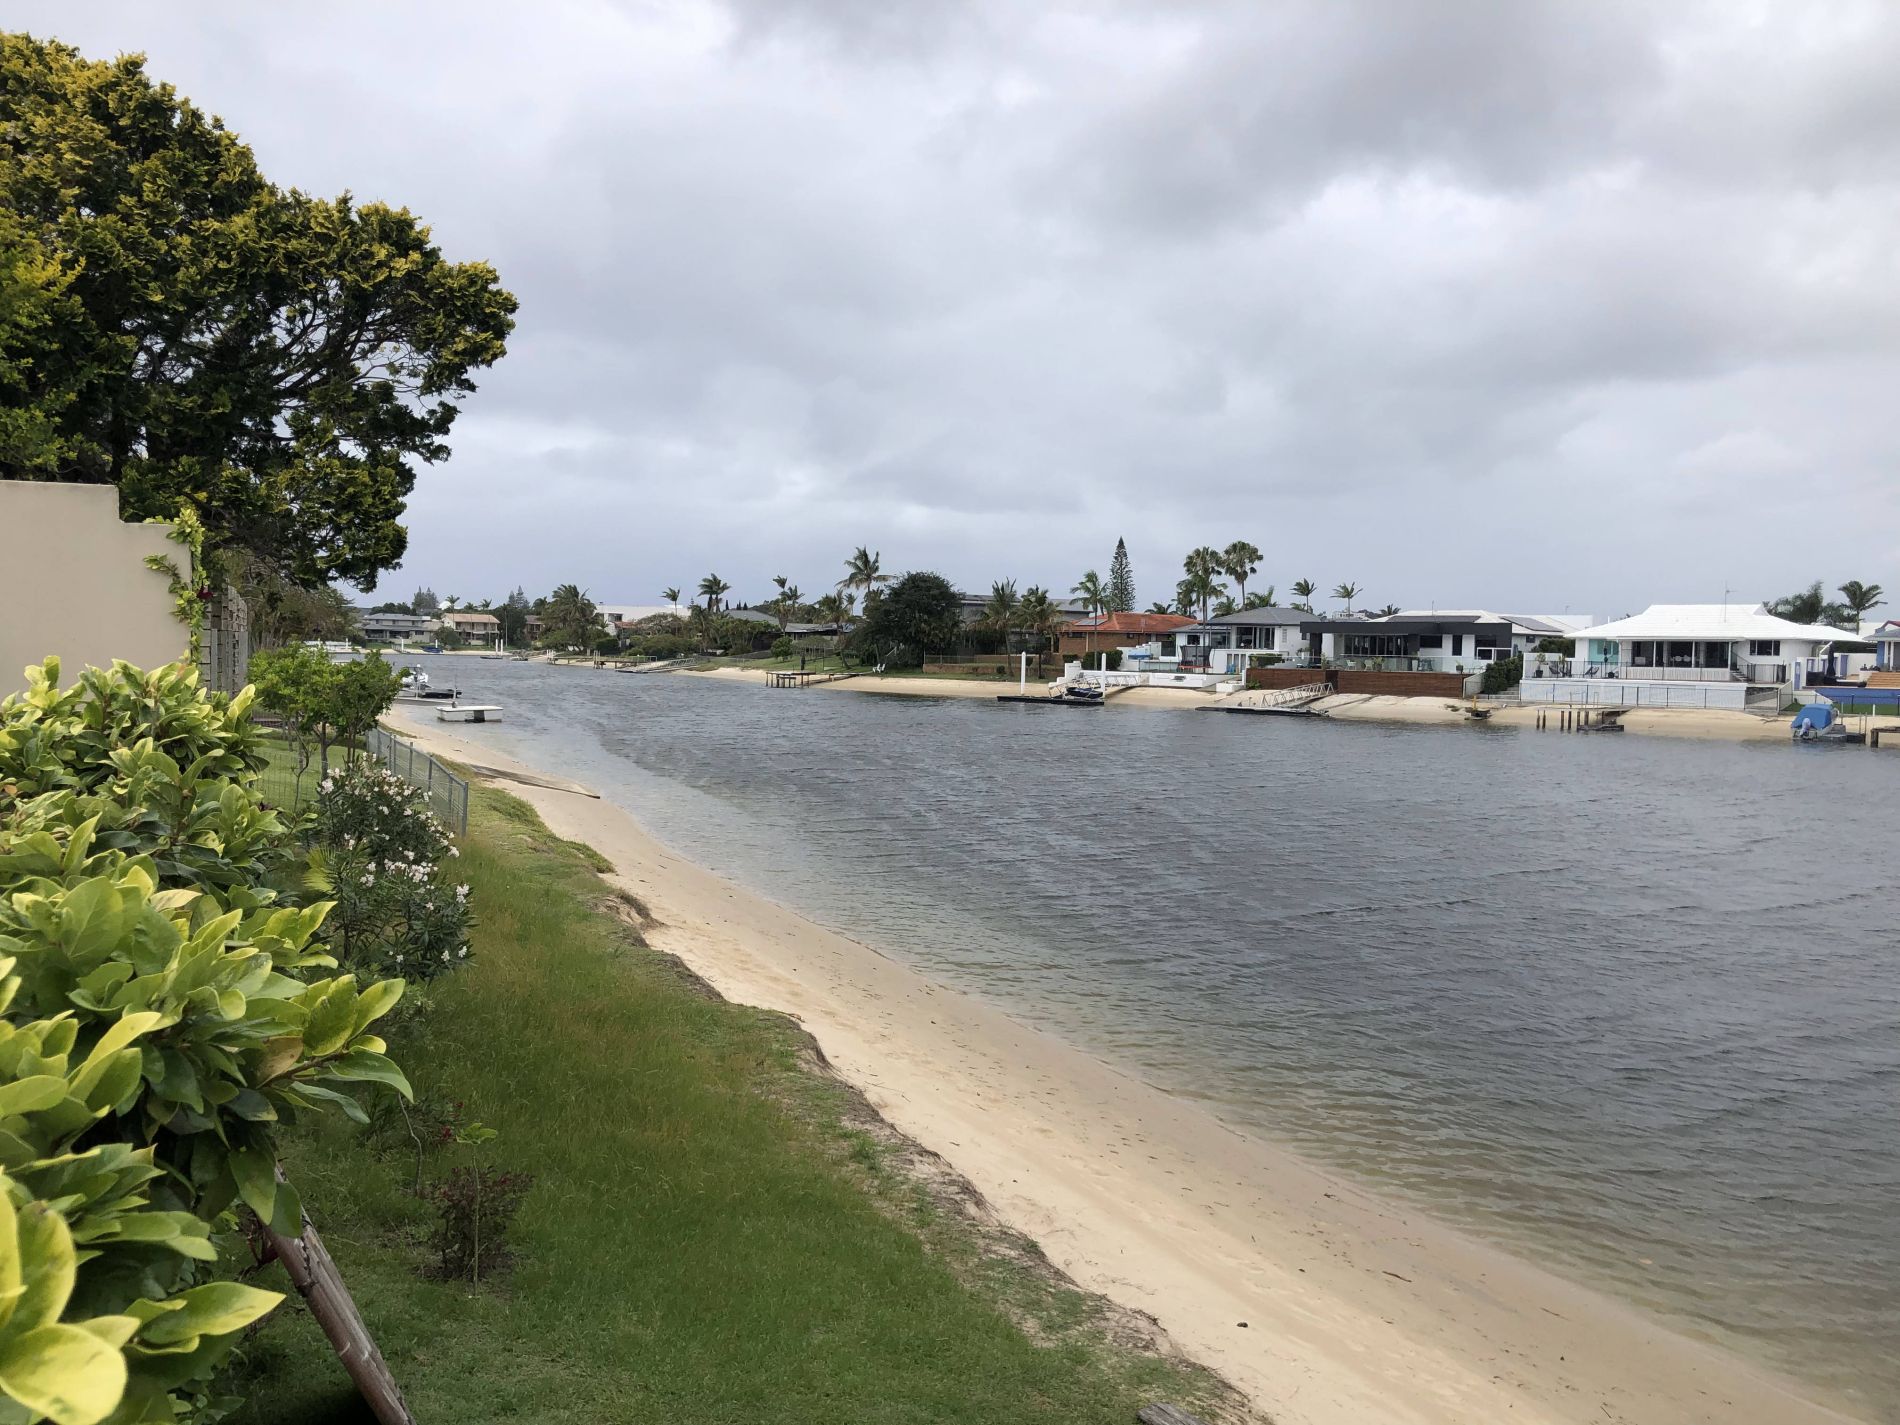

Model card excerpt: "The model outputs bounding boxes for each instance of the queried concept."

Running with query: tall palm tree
[1072,570,1108,618]
[1332,582,1361,613]
[1019,586,1059,671]
[697,573,731,615]
[1183,547,1227,623]
[1221,541,1261,606]
[1290,578,1316,614]
[813,590,853,632]
[661,586,681,609]
[770,575,802,631]
[982,579,1020,651]
[1171,579,1197,618]
[545,583,598,650]
[1839,580,1885,623]
[840,547,891,607]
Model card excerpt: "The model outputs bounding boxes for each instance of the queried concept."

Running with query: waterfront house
[439,610,502,647]
[1523,603,1855,709]
[1173,607,1312,672]
[1058,611,1196,659]
[356,610,436,644]
[1299,611,1542,673]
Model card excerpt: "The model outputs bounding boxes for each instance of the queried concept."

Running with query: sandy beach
[386,703,1865,1425]
[677,663,1900,740]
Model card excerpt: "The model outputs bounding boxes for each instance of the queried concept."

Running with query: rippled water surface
[409,659,1900,1414]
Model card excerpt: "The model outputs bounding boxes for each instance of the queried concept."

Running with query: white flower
[457,946,468,958]
[455,884,468,901]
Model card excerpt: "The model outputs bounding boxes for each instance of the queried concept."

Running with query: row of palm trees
[656,548,899,640]
[1069,540,1388,624]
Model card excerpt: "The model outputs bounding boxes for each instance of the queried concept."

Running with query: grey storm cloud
[10,0,1900,613]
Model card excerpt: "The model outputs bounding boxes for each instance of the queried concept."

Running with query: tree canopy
[0,33,517,588]
[856,571,961,663]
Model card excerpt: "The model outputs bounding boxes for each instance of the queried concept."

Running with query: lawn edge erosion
[232,769,1251,1425]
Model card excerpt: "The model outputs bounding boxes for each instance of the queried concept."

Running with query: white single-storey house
[1523,603,1856,708]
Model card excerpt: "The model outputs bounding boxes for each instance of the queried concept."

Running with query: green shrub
[771,636,795,660]
[310,765,472,979]
[1480,654,1525,694]
[0,659,416,1424]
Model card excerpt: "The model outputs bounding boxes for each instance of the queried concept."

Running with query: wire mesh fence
[253,727,470,836]
[365,725,470,836]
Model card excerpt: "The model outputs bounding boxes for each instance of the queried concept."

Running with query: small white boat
[400,666,430,691]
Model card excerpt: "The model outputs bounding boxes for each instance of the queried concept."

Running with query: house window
[1237,626,1257,649]
[1450,634,1463,656]
[1748,639,1781,658]
[1417,634,1443,649]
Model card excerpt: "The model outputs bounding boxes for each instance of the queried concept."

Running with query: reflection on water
[408,658,1900,1414]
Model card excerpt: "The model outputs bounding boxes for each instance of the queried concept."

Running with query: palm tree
[441,594,462,613]
[1147,601,1174,615]
[1290,578,1316,614]
[1171,580,1196,617]
[697,573,731,616]
[1332,582,1361,613]
[1182,547,1227,623]
[770,575,803,631]
[1768,581,1850,626]
[1839,580,1885,623]
[840,547,891,606]
[661,586,681,609]
[982,579,1020,651]
[813,590,853,632]
[1221,541,1262,606]
[1375,603,1401,617]
[545,583,598,651]
[1213,594,1238,619]
[1072,570,1108,618]
[1244,585,1277,610]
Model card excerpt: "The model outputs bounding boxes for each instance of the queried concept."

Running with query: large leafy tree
[1767,581,1851,627]
[856,571,961,664]
[0,33,517,587]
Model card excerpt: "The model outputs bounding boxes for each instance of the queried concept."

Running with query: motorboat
[1791,703,1864,744]
[1060,683,1105,704]
[399,666,430,691]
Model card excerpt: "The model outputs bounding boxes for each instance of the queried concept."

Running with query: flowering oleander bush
[309,764,472,980]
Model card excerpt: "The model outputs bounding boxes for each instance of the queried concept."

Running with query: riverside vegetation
[0,659,1234,1422]
[0,660,432,1425]
[229,785,1240,1423]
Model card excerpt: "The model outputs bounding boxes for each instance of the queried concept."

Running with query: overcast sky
[16,2,1900,616]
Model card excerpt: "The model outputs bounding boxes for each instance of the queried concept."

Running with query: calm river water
[407,658,1900,1415]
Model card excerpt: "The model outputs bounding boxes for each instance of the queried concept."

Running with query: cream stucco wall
[1,481,189,690]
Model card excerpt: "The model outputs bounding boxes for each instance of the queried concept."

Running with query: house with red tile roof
[1057,611,1196,659]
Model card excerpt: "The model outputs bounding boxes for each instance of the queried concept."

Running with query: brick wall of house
[1244,666,1470,698]
[1335,669,1469,698]
[1244,667,1322,690]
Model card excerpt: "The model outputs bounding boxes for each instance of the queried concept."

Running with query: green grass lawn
[229,784,1235,1425]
